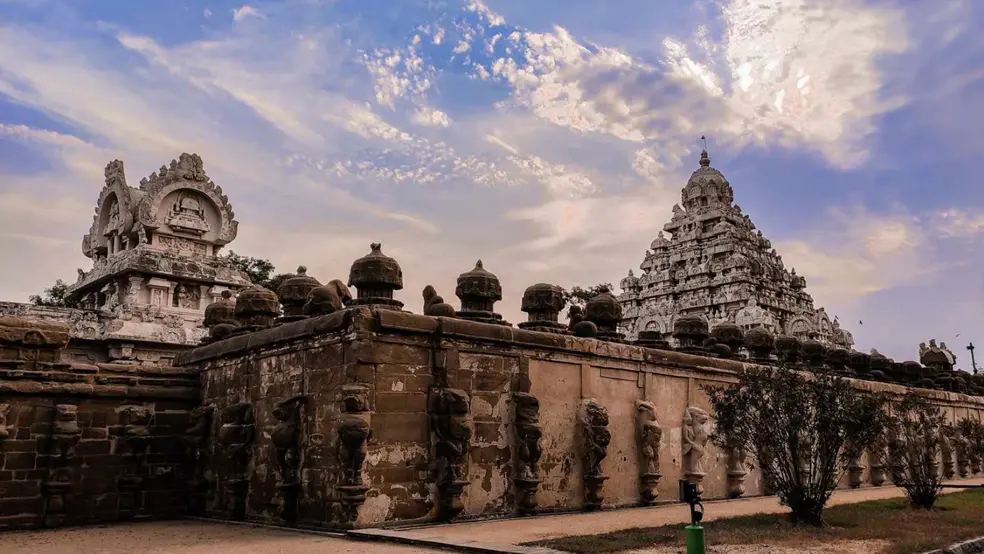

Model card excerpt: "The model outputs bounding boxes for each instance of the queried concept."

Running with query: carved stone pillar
[847,453,865,489]
[513,392,542,515]
[271,396,307,524]
[117,405,154,515]
[217,403,255,520]
[184,404,216,515]
[940,435,956,480]
[580,399,610,510]
[682,406,711,495]
[955,430,971,478]
[0,403,10,446]
[337,385,371,527]
[635,400,662,505]
[429,388,473,521]
[44,404,81,527]
[869,437,888,486]
[727,446,748,498]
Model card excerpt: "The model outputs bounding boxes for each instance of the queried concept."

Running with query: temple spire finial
[699,135,710,167]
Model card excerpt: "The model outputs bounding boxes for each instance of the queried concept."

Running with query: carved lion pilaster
[271,395,307,524]
[580,399,610,510]
[429,387,473,521]
[635,400,661,505]
[184,404,215,515]
[44,404,81,527]
[337,385,371,527]
[217,402,255,520]
[513,392,542,515]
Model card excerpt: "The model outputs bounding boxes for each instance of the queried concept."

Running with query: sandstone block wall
[0,316,200,530]
[178,307,984,530]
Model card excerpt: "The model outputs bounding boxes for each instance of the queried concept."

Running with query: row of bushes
[705,365,984,525]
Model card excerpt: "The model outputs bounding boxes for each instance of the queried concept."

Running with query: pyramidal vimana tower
[617,149,854,348]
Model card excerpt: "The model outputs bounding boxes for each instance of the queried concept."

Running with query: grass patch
[528,488,984,554]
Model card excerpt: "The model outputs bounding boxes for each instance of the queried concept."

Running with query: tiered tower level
[617,150,854,348]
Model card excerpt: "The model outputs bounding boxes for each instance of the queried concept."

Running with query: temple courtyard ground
[2,479,983,554]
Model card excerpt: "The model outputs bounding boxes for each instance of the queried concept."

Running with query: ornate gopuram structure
[0,153,251,366]
[617,150,854,349]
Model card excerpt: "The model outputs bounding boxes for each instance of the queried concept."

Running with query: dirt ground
[0,520,443,554]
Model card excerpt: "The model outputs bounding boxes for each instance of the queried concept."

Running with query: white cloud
[204,8,212,19]
[232,5,263,22]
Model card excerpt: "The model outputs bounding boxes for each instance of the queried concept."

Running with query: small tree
[224,251,292,291]
[705,364,889,525]
[562,283,613,308]
[29,279,77,308]
[883,393,947,509]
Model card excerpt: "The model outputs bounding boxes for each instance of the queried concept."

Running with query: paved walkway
[371,478,984,547]
[0,520,443,554]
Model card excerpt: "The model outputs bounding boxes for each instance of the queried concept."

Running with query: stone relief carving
[217,403,255,520]
[184,404,216,515]
[166,191,212,236]
[337,384,371,526]
[157,235,209,258]
[580,398,611,510]
[270,395,307,524]
[513,392,543,515]
[173,283,202,310]
[683,406,711,493]
[940,433,956,480]
[429,387,473,521]
[635,400,662,505]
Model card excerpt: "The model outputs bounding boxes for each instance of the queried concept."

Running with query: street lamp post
[968,343,978,374]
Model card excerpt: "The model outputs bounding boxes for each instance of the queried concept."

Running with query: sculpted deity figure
[636,400,662,505]
[683,407,711,477]
[107,200,121,231]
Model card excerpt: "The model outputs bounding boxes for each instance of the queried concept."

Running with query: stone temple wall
[0,316,200,530]
[176,307,984,530]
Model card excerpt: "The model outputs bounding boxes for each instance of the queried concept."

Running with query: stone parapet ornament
[455,260,507,325]
[348,243,404,309]
[233,285,279,333]
[726,446,748,498]
[518,283,568,334]
[584,287,623,342]
[710,322,743,359]
[303,280,352,317]
[277,267,321,322]
[673,314,708,354]
[743,327,776,364]
[580,398,611,510]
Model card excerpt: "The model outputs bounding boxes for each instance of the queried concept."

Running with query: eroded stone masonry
[1,152,983,532]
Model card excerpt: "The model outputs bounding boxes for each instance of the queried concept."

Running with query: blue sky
[0,0,982,364]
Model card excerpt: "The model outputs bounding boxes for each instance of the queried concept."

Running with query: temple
[0,152,981,533]
[0,153,251,365]
[617,149,854,348]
